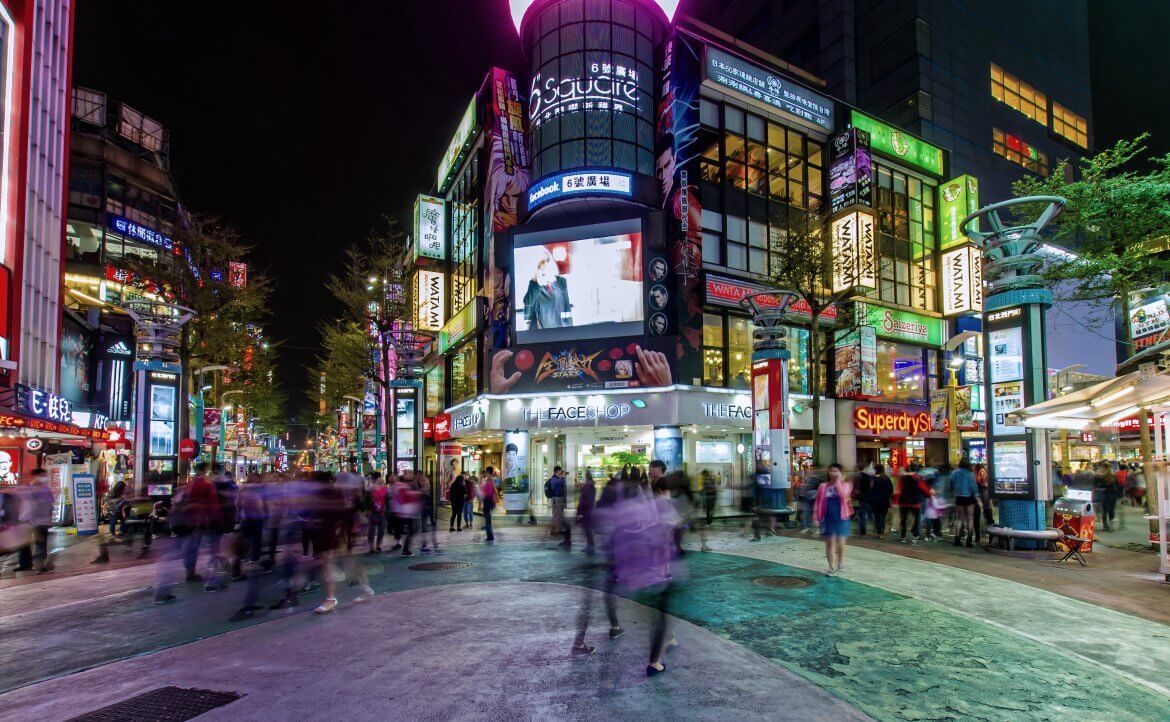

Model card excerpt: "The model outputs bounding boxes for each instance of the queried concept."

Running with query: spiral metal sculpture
[961,196,1065,305]
[739,290,802,361]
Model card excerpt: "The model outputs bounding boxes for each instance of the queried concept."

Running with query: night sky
[72,1,1166,416]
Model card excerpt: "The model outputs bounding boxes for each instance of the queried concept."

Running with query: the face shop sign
[702,402,752,420]
[452,411,484,433]
[522,403,631,424]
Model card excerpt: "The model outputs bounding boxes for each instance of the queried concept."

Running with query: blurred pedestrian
[465,474,478,530]
[231,472,268,580]
[181,462,222,585]
[15,468,53,573]
[575,470,596,553]
[105,474,129,537]
[700,470,717,526]
[814,463,852,575]
[867,463,894,537]
[416,471,440,553]
[478,470,496,544]
[854,464,875,536]
[897,469,932,545]
[366,473,387,552]
[547,465,567,537]
[447,474,467,532]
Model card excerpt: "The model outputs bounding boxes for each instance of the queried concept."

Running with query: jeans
[872,504,890,536]
[367,512,386,548]
[801,497,815,529]
[551,497,566,533]
[856,501,873,535]
[899,507,921,539]
[400,517,415,553]
[1102,495,1118,527]
[449,500,465,530]
[704,498,715,525]
[463,500,474,526]
[183,531,204,576]
[483,506,494,542]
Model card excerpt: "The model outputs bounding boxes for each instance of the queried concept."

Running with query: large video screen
[513,219,644,344]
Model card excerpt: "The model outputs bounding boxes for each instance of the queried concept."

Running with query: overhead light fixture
[1092,384,1135,407]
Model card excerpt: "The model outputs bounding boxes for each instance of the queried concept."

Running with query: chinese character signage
[704,46,834,131]
[830,211,877,293]
[941,245,983,316]
[850,111,944,176]
[413,194,446,261]
[108,215,173,251]
[15,384,73,423]
[414,270,445,332]
[527,170,633,211]
[437,97,478,193]
[829,128,872,214]
[938,175,980,250]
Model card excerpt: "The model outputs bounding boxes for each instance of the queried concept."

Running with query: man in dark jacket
[574,471,597,553]
[448,475,467,532]
[865,465,895,538]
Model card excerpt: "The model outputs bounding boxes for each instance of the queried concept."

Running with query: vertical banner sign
[652,427,684,473]
[938,175,980,250]
[414,270,446,332]
[438,441,463,500]
[413,194,446,261]
[228,261,247,289]
[833,326,879,399]
[751,358,791,488]
[657,33,704,385]
[828,128,873,214]
[831,211,877,293]
[941,244,983,316]
[930,389,950,432]
[502,430,531,512]
[49,462,71,525]
[71,473,98,534]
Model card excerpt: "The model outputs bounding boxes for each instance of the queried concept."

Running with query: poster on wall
[60,318,93,407]
[930,390,949,432]
[202,408,222,446]
[657,32,704,387]
[955,386,975,429]
[71,473,99,534]
[486,336,674,394]
[991,381,1025,435]
[438,442,463,500]
[653,428,683,472]
[502,431,530,512]
[829,127,872,214]
[989,326,1023,383]
[833,326,878,399]
[991,440,1030,497]
[0,446,21,484]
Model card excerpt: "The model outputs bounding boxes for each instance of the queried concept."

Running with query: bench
[986,525,1064,552]
[751,507,795,539]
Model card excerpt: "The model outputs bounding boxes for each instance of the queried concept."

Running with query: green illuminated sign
[938,175,980,250]
[439,300,478,354]
[850,111,944,176]
[859,302,944,347]
[436,98,478,194]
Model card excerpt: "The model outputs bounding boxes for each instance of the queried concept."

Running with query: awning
[1009,369,1170,431]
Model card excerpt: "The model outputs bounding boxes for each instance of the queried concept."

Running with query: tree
[764,207,861,465]
[1011,135,1170,348]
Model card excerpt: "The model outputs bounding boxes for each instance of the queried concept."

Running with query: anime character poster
[483,68,531,355]
[656,32,703,384]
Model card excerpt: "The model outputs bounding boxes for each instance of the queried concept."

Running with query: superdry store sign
[853,404,944,438]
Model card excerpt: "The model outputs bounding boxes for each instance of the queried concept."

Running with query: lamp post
[1052,363,1087,474]
[962,195,1066,540]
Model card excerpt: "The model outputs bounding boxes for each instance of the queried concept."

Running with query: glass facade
[993,128,1049,176]
[874,162,937,312]
[702,310,814,395]
[1052,102,1088,148]
[990,63,1047,126]
[447,151,480,314]
[697,99,824,276]
[448,339,479,406]
[875,340,927,405]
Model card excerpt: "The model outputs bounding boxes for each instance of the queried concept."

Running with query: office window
[993,128,1049,176]
[1052,102,1088,148]
[990,63,1047,126]
[874,163,936,312]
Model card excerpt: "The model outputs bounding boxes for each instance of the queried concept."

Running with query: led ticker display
[850,111,944,176]
[0,412,111,440]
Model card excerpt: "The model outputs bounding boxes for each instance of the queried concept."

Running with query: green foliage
[607,451,648,467]
[1012,134,1170,304]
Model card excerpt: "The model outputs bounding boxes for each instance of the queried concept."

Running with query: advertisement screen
[513,223,644,344]
[149,384,176,457]
[992,440,1030,497]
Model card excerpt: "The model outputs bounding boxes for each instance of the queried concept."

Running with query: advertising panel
[512,220,644,345]
[413,194,446,261]
[484,67,531,234]
[941,245,983,316]
[704,273,839,322]
[653,427,683,472]
[955,386,975,429]
[1129,295,1170,352]
[71,473,99,535]
[850,111,944,176]
[834,326,878,399]
[487,337,674,394]
[414,270,446,332]
[437,98,478,193]
[829,128,873,214]
[502,431,531,511]
[202,408,222,447]
[439,300,479,355]
[938,175,980,250]
[228,261,248,289]
[704,46,834,131]
[60,318,93,407]
[149,384,177,456]
[527,171,632,211]
[991,381,1025,435]
[989,326,1024,383]
[858,303,944,346]
[991,440,1030,497]
[438,441,463,499]
[395,395,416,460]
[830,211,877,293]
[930,389,949,431]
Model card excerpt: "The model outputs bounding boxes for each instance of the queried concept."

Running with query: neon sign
[528,63,639,129]
[527,170,632,210]
[522,403,631,423]
[15,384,73,423]
[854,406,938,436]
[108,215,173,251]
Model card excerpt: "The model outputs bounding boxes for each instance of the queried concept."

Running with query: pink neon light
[508,0,679,33]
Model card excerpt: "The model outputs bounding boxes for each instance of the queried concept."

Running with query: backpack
[544,478,553,498]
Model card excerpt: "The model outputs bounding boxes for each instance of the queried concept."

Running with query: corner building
[418,0,982,516]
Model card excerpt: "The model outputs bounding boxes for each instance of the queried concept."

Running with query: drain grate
[66,687,240,722]
[752,575,813,589]
[408,561,475,571]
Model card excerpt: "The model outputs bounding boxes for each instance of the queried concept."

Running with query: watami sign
[705,274,838,320]
[853,405,942,436]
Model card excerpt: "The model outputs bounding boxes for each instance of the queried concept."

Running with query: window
[990,63,1047,126]
[1052,102,1088,148]
[993,128,1049,176]
[874,163,937,311]
[727,316,753,389]
[448,153,480,313]
[71,87,106,125]
[874,341,927,405]
[699,100,824,275]
[701,310,815,393]
[448,340,479,405]
[702,314,725,387]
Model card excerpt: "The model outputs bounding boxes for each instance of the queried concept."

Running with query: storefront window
[66,221,103,264]
[728,316,752,389]
[702,313,725,387]
[448,340,479,406]
[786,326,810,395]
[875,341,927,405]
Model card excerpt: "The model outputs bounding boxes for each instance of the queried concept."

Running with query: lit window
[993,128,1049,176]
[1052,102,1088,148]
[990,63,1047,126]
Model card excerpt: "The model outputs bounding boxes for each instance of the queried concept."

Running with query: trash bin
[1054,488,1094,552]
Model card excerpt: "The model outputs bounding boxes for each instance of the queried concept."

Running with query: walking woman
[813,463,853,575]
[950,459,978,547]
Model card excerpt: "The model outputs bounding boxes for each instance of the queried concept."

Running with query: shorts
[955,496,976,506]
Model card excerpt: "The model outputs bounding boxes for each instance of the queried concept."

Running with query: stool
[1058,536,1089,566]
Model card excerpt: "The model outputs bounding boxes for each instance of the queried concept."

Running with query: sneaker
[355,585,374,603]
[899,538,907,544]
[314,597,338,614]
[421,546,432,553]
[608,626,625,639]
[701,545,713,552]
[571,644,596,656]
[910,539,920,546]
[401,550,413,557]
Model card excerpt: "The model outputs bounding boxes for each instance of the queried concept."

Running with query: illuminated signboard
[704,46,833,131]
[0,412,111,440]
[938,175,980,250]
[858,302,944,346]
[853,405,936,436]
[941,245,984,316]
[829,127,872,214]
[437,98,478,193]
[414,270,446,332]
[527,170,633,210]
[850,111,944,176]
[15,384,73,423]
[507,0,679,31]
[528,62,640,130]
[521,402,632,423]
[439,300,478,354]
[830,211,877,293]
[108,215,173,251]
[704,273,839,322]
[413,194,446,261]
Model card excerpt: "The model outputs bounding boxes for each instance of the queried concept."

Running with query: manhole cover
[66,687,240,722]
[408,561,475,571]
[752,575,813,589]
